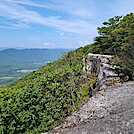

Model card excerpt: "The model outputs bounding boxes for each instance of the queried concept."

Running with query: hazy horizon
[0,47,75,51]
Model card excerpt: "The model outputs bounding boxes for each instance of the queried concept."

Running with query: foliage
[78,78,96,100]
[0,47,94,133]
[91,13,134,79]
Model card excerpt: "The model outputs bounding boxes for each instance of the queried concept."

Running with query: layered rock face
[83,53,126,94]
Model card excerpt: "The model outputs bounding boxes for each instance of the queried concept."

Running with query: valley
[0,48,71,87]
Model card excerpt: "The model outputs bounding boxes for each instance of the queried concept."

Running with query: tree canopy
[91,13,134,79]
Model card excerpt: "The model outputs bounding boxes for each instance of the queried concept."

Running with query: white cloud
[1,0,133,46]
[48,0,96,18]
[43,42,56,47]
[0,0,133,49]
[10,0,96,18]
[10,0,55,9]
[0,0,97,36]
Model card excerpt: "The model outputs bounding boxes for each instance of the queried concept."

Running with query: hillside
[0,13,133,134]
[0,47,94,133]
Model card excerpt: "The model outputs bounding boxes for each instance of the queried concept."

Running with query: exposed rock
[83,53,127,95]
[44,54,133,134]
[46,81,134,134]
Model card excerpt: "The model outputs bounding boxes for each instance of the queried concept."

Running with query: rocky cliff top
[44,54,133,134]
[47,81,134,134]
[83,53,127,93]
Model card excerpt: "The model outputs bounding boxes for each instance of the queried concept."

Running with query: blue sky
[0,0,134,49]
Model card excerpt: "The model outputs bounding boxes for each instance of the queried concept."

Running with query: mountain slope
[0,47,96,133]
[0,13,133,134]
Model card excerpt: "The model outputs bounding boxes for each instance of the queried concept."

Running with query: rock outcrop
[83,53,127,95]
[44,54,133,134]
[46,81,134,134]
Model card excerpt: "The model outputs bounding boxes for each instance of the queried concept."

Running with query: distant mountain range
[0,48,72,63]
[0,48,72,87]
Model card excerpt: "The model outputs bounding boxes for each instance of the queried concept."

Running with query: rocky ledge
[83,53,128,95]
[44,54,133,134]
[47,81,134,134]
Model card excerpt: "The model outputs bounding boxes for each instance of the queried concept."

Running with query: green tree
[92,13,134,78]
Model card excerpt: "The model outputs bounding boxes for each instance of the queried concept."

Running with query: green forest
[0,13,133,133]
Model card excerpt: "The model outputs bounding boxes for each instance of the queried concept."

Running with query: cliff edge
[46,54,134,134]
[47,81,134,134]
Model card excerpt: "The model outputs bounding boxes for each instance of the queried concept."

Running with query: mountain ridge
[0,13,133,133]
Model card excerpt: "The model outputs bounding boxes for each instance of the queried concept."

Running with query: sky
[0,0,134,49]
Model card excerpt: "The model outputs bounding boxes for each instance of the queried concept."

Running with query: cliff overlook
[0,13,133,134]
[46,53,134,134]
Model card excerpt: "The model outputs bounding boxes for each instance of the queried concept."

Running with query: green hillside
[0,13,133,134]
